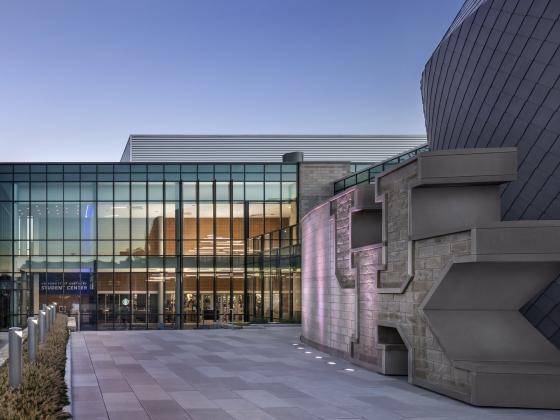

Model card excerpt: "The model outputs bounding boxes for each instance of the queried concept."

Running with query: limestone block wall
[378,162,416,289]
[299,162,351,219]
[353,244,382,367]
[334,192,354,288]
[301,198,356,354]
[301,158,475,400]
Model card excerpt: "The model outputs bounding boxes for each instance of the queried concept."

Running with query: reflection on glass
[114,202,130,239]
[64,183,80,200]
[64,203,80,239]
[97,182,113,201]
[97,203,113,240]
[47,203,63,240]
[131,202,147,240]
[148,202,163,256]
[31,183,47,201]
[131,182,146,201]
[199,182,213,201]
[2,163,299,330]
[245,182,263,200]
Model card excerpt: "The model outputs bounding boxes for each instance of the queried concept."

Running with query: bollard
[8,327,23,389]
[48,306,53,331]
[47,309,52,332]
[45,307,51,332]
[53,303,58,321]
[28,317,38,363]
[39,310,47,343]
[50,304,55,324]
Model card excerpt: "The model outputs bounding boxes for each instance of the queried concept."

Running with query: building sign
[39,273,93,295]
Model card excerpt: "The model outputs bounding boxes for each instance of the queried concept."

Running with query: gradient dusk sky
[0,0,464,161]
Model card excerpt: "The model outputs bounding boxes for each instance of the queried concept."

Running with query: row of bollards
[8,302,58,389]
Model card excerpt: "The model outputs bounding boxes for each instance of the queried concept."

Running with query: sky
[0,0,464,162]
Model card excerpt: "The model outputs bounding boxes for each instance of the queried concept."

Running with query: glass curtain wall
[0,162,298,330]
[246,224,300,323]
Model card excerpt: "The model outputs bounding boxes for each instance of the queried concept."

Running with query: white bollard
[28,317,38,363]
[53,303,58,321]
[39,310,47,343]
[46,307,52,332]
[9,327,23,389]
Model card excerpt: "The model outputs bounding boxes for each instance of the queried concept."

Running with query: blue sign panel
[39,273,94,295]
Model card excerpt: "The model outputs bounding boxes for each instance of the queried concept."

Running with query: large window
[0,162,299,330]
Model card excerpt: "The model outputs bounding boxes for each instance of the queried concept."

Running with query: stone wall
[301,158,474,401]
[298,162,351,219]
[301,198,356,355]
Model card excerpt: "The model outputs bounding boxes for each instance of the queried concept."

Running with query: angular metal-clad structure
[422,0,560,221]
[422,0,560,348]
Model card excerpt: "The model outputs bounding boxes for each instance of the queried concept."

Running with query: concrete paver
[71,326,558,420]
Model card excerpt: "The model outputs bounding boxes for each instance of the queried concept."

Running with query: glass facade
[247,225,300,323]
[0,162,299,330]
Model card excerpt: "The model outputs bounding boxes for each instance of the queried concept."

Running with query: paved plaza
[70,326,557,420]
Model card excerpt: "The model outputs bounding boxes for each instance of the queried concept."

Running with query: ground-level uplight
[344,368,355,372]
[315,356,323,359]
[297,347,304,350]
[305,351,312,354]
[328,361,336,365]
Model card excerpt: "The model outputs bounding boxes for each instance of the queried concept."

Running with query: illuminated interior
[0,163,300,330]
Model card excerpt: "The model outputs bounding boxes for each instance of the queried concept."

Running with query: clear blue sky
[0,0,463,162]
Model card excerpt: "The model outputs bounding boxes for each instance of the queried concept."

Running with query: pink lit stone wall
[301,197,356,355]
[301,159,473,397]
[301,186,383,366]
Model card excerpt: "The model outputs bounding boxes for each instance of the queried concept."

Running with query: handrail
[333,144,429,194]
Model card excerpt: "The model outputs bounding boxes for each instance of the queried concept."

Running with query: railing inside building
[333,144,429,194]
[246,224,301,323]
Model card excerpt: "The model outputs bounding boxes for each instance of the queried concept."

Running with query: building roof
[121,134,427,163]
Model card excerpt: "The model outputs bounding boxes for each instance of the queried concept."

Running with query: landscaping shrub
[0,314,70,420]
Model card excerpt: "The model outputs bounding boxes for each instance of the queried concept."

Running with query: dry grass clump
[0,314,70,419]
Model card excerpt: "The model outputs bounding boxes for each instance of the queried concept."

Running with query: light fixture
[344,368,354,372]
[315,356,322,359]
[328,362,336,365]
[297,347,304,350]
[305,351,312,354]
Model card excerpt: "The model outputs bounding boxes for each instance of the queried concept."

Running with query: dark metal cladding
[422,0,560,348]
[422,0,560,221]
